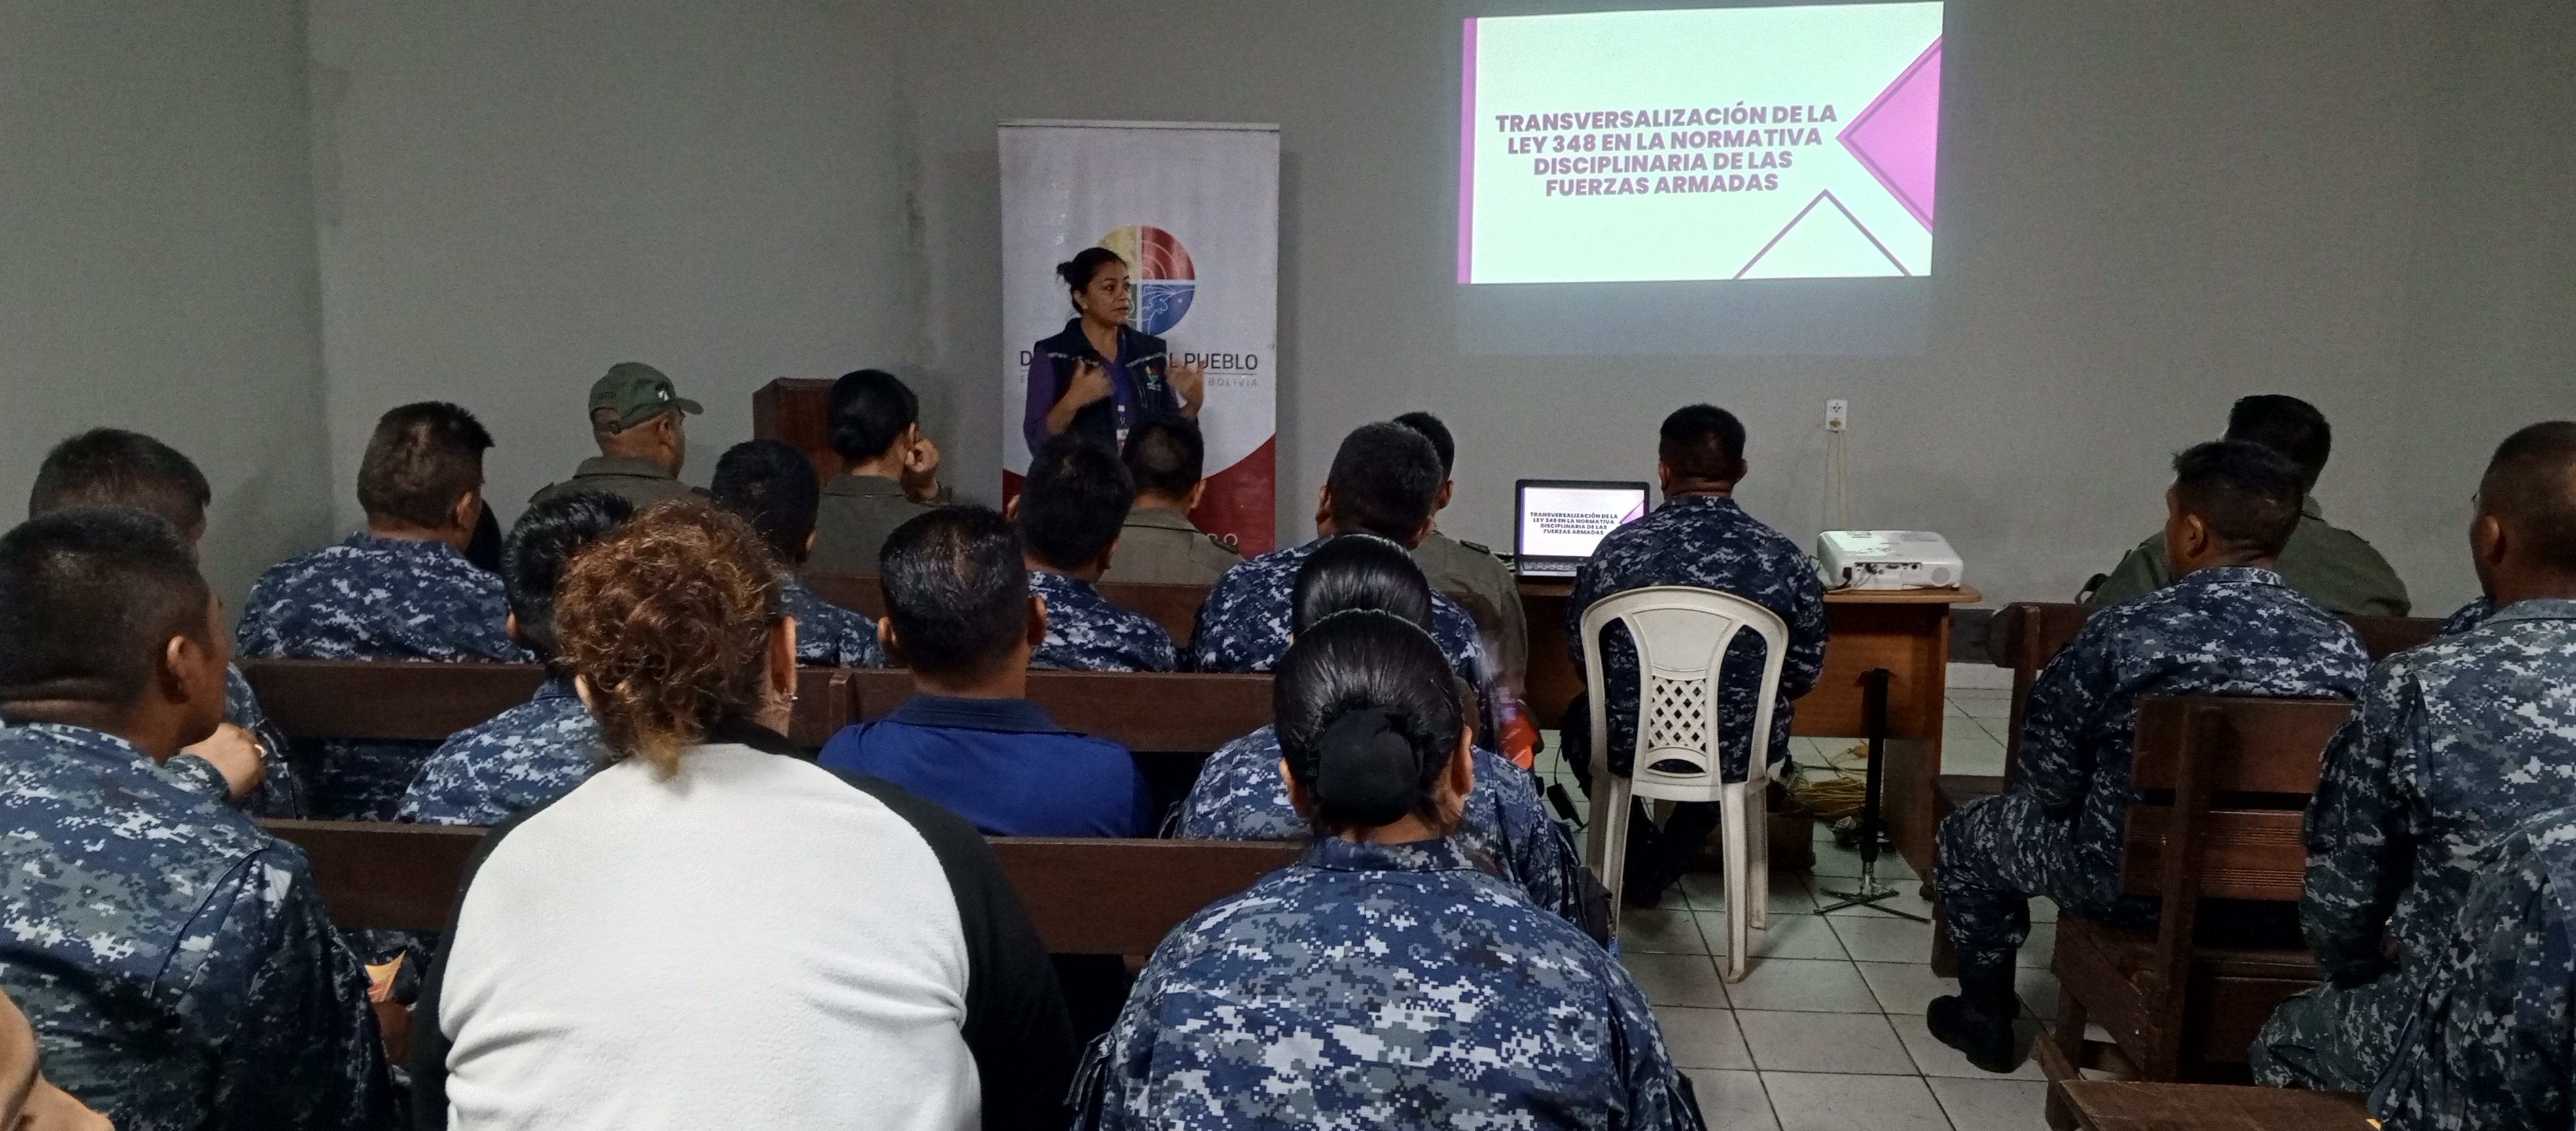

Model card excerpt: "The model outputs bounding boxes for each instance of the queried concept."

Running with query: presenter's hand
[901,433,944,502]
[1066,359,1114,409]
[1171,360,1207,417]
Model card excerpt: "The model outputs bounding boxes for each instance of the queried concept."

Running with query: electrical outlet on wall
[1826,399,1850,432]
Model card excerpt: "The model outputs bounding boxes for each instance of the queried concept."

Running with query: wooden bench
[1931,603,2439,972]
[2037,695,2352,1123]
[804,572,1211,646]
[2050,1081,2371,1130]
[261,819,1300,956]
[240,658,865,749]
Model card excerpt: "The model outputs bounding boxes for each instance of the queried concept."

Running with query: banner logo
[1101,224,1196,334]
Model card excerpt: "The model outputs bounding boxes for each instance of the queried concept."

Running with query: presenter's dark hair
[878,507,1028,679]
[1018,435,1134,570]
[827,369,920,463]
[1275,611,1463,835]
[504,491,635,664]
[1660,404,1748,484]
[1324,423,1443,545]
[28,429,213,539]
[711,440,823,564]
[0,507,211,709]
[1122,415,1206,499]
[1392,412,1457,477]
[2225,395,2333,491]
[2478,421,2576,573]
[1057,247,1126,300]
[358,402,493,528]
[1293,534,1434,635]
[2170,440,2303,558]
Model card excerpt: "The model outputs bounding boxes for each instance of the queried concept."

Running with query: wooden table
[2051,1081,2372,1130]
[1520,579,1982,872]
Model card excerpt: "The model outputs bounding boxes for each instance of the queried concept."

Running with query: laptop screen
[1516,481,1650,561]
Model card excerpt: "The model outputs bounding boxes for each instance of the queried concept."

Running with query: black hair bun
[1311,706,1422,828]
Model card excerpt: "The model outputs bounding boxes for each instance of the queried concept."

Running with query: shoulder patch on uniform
[1208,533,1241,555]
[1458,539,1497,557]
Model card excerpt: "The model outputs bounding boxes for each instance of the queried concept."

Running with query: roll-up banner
[999,120,1280,554]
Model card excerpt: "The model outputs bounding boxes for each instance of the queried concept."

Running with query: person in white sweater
[408,500,1077,1130]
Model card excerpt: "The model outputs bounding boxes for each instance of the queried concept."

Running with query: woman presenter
[1024,246,1206,456]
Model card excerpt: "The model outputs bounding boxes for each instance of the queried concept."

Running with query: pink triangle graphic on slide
[1838,36,1942,232]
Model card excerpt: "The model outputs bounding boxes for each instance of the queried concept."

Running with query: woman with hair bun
[1081,611,1704,1130]
[1023,246,1206,457]
[410,501,1074,1131]
[1176,533,1601,939]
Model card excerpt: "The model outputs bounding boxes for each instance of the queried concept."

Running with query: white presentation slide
[1459,3,1943,285]
[1520,486,1648,558]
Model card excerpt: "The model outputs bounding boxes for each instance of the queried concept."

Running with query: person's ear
[1096,534,1120,573]
[876,617,904,667]
[453,490,484,534]
[1433,480,1454,512]
[1184,480,1208,513]
[802,530,817,558]
[1655,459,1675,496]
[1027,594,1049,646]
[503,611,525,647]
[1280,757,1315,818]
[1446,725,1476,801]
[1732,456,1751,485]
[1314,485,1334,532]
[573,673,598,713]
[1002,495,1020,521]
[2472,513,2509,573]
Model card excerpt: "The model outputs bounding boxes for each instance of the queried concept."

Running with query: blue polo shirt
[817,694,1154,837]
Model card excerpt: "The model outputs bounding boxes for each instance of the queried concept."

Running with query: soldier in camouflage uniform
[709,440,885,668]
[1562,406,1828,905]
[2252,422,2576,1092]
[526,363,710,511]
[0,509,395,1130]
[1395,411,1531,691]
[2086,395,2411,616]
[1177,534,1593,937]
[2369,806,2576,1130]
[236,402,529,820]
[1934,441,2371,1072]
[1014,433,1177,672]
[22,427,305,816]
[1079,610,1700,1130]
[1190,423,1488,685]
[1098,415,1240,586]
[399,491,635,827]
[806,369,954,576]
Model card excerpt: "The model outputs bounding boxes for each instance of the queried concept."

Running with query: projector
[1815,531,1966,590]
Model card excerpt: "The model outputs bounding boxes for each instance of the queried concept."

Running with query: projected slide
[1459,3,1942,285]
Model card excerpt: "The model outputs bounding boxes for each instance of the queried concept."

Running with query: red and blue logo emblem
[1101,224,1195,335]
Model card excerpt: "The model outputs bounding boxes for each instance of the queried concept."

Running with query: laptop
[1512,479,1651,577]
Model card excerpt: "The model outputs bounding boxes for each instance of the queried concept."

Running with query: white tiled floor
[1537,679,2054,1130]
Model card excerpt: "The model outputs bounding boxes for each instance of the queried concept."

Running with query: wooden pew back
[262,819,1298,956]
[2038,694,2353,1090]
[803,572,1211,646]
[240,659,862,748]
[2117,695,2352,903]
[848,668,1270,755]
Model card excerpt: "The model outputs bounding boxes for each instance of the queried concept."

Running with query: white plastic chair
[1580,585,1789,982]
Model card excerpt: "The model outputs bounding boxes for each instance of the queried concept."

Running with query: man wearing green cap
[528,362,709,511]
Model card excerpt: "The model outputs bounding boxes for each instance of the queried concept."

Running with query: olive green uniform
[1414,529,1528,691]
[2086,497,2410,616]
[527,455,707,512]
[806,473,952,575]
[1098,505,1240,587]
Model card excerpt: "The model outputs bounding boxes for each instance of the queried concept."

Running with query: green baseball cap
[588,362,704,430]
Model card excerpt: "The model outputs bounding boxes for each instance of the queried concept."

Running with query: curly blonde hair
[554,500,785,776]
